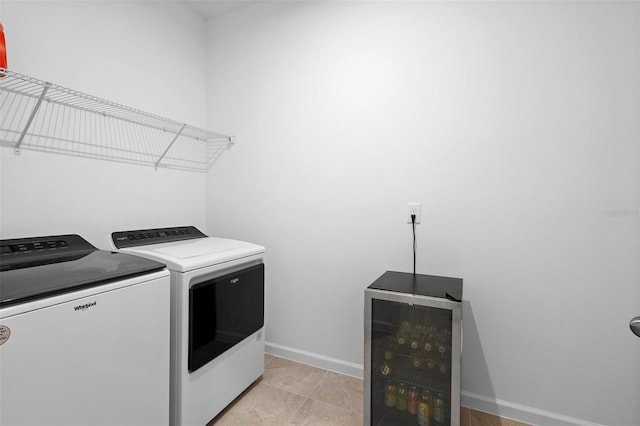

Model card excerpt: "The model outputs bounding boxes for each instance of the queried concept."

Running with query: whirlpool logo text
[74,301,97,312]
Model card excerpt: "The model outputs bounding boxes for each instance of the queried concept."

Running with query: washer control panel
[0,235,93,257]
[0,235,95,271]
[1,239,68,255]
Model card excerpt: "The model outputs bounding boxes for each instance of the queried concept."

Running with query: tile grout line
[272,357,364,419]
[258,378,313,401]
[287,395,310,425]
[309,369,364,416]
[213,356,364,425]
[286,369,328,425]
[308,370,329,398]
[263,357,329,425]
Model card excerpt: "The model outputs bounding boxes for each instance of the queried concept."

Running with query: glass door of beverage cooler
[365,290,462,426]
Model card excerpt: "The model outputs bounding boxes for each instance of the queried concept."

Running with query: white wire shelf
[0,68,234,172]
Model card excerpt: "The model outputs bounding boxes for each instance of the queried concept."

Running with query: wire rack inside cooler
[0,68,234,172]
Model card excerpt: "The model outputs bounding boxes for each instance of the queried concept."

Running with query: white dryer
[111,226,265,426]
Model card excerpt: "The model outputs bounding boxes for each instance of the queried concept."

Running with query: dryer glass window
[188,263,264,372]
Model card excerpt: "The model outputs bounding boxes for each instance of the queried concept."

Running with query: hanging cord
[411,214,416,275]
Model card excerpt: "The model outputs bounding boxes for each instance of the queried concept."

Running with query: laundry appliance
[0,234,170,426]
[111,226,265,426]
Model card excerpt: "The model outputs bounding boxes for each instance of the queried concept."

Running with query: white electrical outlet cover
[407,203,421,224]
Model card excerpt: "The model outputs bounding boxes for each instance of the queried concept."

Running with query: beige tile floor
[208,354,363,426]
[208,355,530,426]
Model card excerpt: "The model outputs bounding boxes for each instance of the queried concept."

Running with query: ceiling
[181,0,258,19]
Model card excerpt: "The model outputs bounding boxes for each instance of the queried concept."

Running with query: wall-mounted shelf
[0,68,234,172]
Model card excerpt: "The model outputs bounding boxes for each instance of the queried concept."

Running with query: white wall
[205,2,640,425]
[0,1,208,246]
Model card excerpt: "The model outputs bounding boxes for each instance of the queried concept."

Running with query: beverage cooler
[364,271,463,426]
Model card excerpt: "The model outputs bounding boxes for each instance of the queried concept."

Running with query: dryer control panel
[112,226,207,249]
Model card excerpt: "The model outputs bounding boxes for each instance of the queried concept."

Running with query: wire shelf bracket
[155,123,187,170]
[14,82,50,155]
[0,68,234,172]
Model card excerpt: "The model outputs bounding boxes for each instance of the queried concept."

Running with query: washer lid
[0,234,166,308]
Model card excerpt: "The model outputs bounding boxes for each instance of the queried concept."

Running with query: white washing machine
[0,234,170,426]
[110,226,265,426]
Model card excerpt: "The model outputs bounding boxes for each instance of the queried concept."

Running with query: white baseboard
[461,391,607,426]
[264,343,608,426]
[265,341,364,379]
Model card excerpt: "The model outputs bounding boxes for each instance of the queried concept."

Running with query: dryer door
[188,263,264,372]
